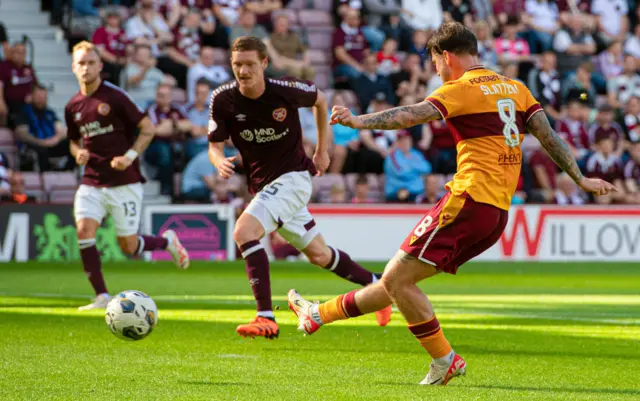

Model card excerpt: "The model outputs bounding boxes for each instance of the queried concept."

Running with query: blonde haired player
[288,23,617,385]
[66,41,189,310]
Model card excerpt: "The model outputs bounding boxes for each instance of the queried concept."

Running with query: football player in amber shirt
[288,22,618,386]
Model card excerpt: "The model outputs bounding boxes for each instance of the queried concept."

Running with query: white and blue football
[105,290,158,341]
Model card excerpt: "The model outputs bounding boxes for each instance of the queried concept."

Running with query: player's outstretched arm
[330,101,441,130]
[312,90,330,175]
[526,111,618,196]
[130,116,156,155]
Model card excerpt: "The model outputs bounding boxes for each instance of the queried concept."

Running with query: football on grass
[105,290,158,341]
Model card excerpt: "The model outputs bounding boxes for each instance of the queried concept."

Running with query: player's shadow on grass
[459,384,640,396]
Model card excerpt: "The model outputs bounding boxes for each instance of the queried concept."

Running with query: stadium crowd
[1,0,640,207]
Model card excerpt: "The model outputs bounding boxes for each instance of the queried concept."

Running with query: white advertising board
[307,205,640,262]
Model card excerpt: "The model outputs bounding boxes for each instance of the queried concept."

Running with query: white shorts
[74,183,143,237]
[245,171,319,250]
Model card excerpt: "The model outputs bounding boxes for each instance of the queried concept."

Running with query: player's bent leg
[76,218,110,311]
[233,209,280,339]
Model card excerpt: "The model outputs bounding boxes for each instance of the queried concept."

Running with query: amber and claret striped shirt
[425,65,543,211]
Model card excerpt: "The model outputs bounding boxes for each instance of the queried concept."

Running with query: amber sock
[317,289,362,324]
[408,316,452,359]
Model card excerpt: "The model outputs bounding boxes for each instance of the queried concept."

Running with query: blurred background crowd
[1,0,640,209]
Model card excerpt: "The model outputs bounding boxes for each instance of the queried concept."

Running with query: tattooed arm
[330,101,441,130]
[526,111,618,196]
[526,111,584,184]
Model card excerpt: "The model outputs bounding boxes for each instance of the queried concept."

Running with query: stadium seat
[287,0,309,10]
[172,88,187,104]
[22,172,45,201]
[42,171,78,202]
[298,10,332,27]
[312,173,344,202]
[307,49,330,66]
[212,49,229,66]
[0,128,14,146]
[312,66,331,90]
[306,27,334,51]
[311,0,333,12]
[279,9,299,26]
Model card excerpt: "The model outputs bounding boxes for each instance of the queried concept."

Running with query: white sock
[257,311,275,319]
[372,274,379,283]
[434,350,455,366]
[309,303,323,325]
[97,293,110,299]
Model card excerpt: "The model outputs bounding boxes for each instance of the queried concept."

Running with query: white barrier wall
[308,205,640,262]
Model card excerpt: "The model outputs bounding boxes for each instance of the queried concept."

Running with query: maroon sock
[136,235,169,255]
[78,239,107,295]
[325,247,374,286]
[342,289,364,318]
[239,240,272,312]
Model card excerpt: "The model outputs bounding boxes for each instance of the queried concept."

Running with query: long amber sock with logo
[408,316,452,359]
[318,290,362,324]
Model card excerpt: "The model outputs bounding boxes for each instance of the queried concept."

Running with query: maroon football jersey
[172,27,201,62]
[65,81,146,188]
[0,60,38,103]
[92,26,128,58]
[584,152,623,182]
[208,77,318,194]
[529,148,558,189]
[332,27,368,68]
[588,122,624,149]
[624,159,640,182]
[146,102,189,142]
[556,118,590,156]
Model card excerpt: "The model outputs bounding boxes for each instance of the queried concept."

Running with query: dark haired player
[65,41,190,311]
[288,22,618,385]
[208,36,392,339]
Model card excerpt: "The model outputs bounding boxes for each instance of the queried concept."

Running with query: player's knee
[306,245,331,267]
[76,226,96,240]
[118,238,139,255]
[233,224,260,246]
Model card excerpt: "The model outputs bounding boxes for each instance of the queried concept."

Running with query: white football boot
[419,353,467,385]
[287,289,322,335]
[163,229,190,270]
[78,293,111,311]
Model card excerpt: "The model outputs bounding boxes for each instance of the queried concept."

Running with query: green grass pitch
[1,261,639,400]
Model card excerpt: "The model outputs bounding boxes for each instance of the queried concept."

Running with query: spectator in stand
[0,152,27,204]
[522,0,559,53]
[185,80,212,160]
[211,0,245,48]
[229,7,269,45]
[245,0,284,31]
[623,142,640,203]
[592,0,629,44]
[351,175,373,203]
[0,42,37,137]
[607,54,640,109]
[588,104,624,157]
[594,41,624,83]
[493,0,526,27]
[442,0,473,26]
[145,83,192,195]
[528,51,562,123]
[583,130,626,204]
[528,142,558,201]
[502,62,521,82]
[0,23,8,61]
[495,16,533,66]
[415,174,445,204]
[383,130,431,202]
[381,14,413,52]
[181,150,217,201]
[358,94,396,173]
[624,96,640,143]
[72,0,99,17]
[561,62,596,108]
[173,0,216,33]
[363,0,401,34]
[376,38,401,76]
[555,0,591,26]
[552,12,596,78]
[333,8,369,80]
[329,183,348,203]
[19,85,73,172]
[423,120,457,175]
[92,9,128,85]
[556,94,591,160]
[554,172,586,205]
[264,12,315,81]
[350,55,395,113]
[389,53,423,100]
[161,9,202,89]
[333,0,385,51]
[299,106,319,158]
[625,24,640,63]
[186,46,230,103]
[400,0,442,31]
[407,29,429,65]
[123,44,176,109]
[475,20,498,72]
[125,0,174,58]
[328,91,360,174]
